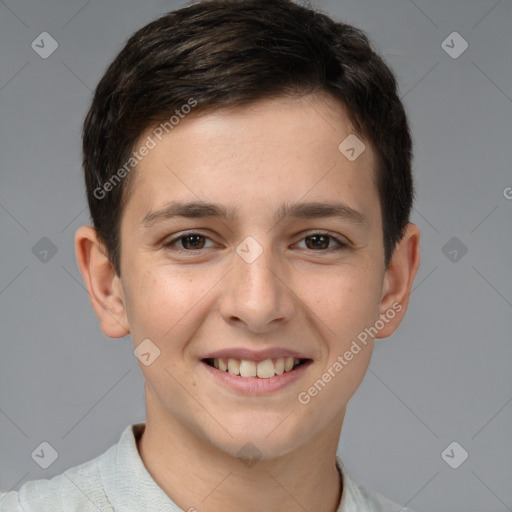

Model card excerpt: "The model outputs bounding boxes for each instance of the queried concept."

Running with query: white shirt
[0,423,416,511]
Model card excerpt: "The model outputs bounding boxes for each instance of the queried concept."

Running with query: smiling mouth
[203,357,310,379]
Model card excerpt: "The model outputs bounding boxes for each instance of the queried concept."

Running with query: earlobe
[74,225,130,338]
[376,223,421,339]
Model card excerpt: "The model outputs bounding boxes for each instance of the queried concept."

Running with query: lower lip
[201,360,312,395]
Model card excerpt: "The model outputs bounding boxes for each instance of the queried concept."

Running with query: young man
[0,0,420,510]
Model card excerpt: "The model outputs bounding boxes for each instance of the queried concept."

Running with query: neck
[136,396,344,512]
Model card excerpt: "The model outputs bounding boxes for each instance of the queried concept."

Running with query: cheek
[125,270,202,388]
[124,266,214,346]
[123,267,176,340]
[307,267,381,341]
[297,274,378,414]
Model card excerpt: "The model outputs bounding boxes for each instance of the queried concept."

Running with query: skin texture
[75,93,420,512]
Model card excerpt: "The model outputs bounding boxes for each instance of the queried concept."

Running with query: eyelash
[163,230,349,254]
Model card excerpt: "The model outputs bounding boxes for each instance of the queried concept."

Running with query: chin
[206,413,309,461]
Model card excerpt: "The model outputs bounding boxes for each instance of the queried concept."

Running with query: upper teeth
[212,357,301,378]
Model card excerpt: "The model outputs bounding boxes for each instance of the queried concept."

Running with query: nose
[219,240,296,333]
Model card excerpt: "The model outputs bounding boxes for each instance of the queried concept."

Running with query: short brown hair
[82,0,414,275]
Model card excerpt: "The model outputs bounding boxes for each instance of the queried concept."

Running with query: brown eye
[178,234,207,250]
[164,232,214,252]
[304,234,330,250]
[296,232,348,251]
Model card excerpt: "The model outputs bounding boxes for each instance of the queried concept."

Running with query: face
[81,93,418,460]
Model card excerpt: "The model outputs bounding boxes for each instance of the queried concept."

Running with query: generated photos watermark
[297,301,403,405]
[93,97,198,200]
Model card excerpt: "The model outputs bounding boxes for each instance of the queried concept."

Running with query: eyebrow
[142,200,369,229]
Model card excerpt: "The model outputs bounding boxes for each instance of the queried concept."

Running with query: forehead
[123,93,379,227]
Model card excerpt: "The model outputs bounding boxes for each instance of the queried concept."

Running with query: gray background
[0,0,511,511]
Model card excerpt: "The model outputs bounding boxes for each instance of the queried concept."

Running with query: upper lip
[202,348,311,363]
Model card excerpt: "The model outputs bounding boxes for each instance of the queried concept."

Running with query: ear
[74,225,130,338]
[376,223,420,339]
